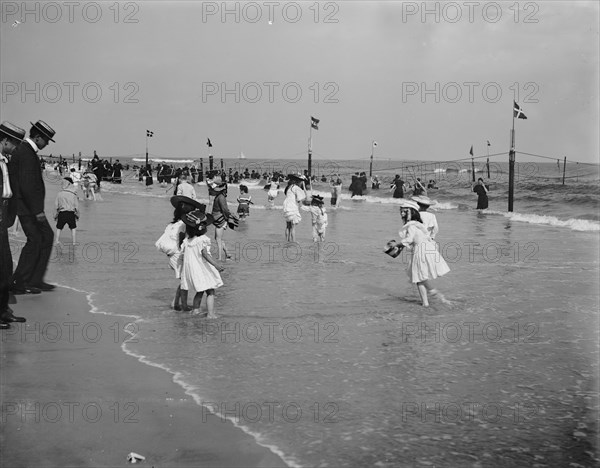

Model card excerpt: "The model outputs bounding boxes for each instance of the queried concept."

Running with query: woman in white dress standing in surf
[282,174,307,242]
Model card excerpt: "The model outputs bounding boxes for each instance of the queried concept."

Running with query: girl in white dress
[282,174,307,242]
[394,199,450,307]
[411,195,439,240]
[179,209,225,318]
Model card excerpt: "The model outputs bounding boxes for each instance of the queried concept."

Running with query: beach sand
[0,287,286,468]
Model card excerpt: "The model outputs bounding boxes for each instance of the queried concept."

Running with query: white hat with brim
[399,199,420,211]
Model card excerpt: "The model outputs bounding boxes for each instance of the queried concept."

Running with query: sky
[1,1,599,164]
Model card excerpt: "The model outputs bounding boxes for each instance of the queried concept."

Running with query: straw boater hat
[399,199,420,211]
[411,195,432,207]
[170,195,205,210]
[0,121,26,141]
[30,120,56,142]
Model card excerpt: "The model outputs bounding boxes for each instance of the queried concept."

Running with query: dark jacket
[8,140,46,218]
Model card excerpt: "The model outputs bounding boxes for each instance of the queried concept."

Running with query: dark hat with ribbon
[30,120,56,142]
[182,209,209,228]
[311,194,325,204]
[0,121,26,141]
[212,182,228,192]
[63,177,74,185]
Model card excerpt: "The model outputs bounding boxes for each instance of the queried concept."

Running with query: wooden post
[562,156,567,185]
[369,141,374,177]
[486,158,490,178]
[508,126,515,212]
[307,126,313,178]
[209,155,214,172]
[471,157,476,182]
[199,158,204,181]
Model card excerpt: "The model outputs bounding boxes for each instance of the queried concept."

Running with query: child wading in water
[236,184,253,219]
[54,177,79,245]
[301,194,328,242]
[156,196,203,311]
[389,199,450,307]
[179,209,224,318]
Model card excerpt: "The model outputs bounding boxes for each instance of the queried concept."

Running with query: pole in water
[562,156,567,185]
[486,158,490,178]
[471,157,476,182]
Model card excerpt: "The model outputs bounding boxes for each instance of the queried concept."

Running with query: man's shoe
[30,282,56,291]
[12,284,42,295]
[0,322,10,329]
[0,311,26,323]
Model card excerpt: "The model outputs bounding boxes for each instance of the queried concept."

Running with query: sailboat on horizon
[238,151,246,160]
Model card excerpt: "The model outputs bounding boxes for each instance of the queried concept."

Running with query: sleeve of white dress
[431,216,439,239]
[295,185,306,203]
[398,225,415,248]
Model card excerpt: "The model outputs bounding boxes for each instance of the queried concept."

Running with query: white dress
[419,211,439,239]
[180,235,223,292]
[398,221,450,283]
[282,185,306,224]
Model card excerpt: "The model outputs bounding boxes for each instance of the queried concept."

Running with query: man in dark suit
[8,120,57,294]
[0,121,28,327]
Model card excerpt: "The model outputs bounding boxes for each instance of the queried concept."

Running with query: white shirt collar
[24,137,40,153]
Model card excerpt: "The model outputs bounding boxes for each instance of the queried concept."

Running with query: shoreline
[0,286,288,468]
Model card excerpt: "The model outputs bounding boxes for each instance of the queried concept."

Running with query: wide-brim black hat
[0,121,26,141]
[30,120,56,142]
[312,194,324,203]
[287,173,307,182]
[170,195,205,210]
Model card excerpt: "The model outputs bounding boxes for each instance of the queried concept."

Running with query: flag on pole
[146,130,154,137]
[487,140,491,146]
[513,101,528,119]
[310,116,320,130]
[469,145,474,156]
[373,141,378,147]
[207,138,213,147]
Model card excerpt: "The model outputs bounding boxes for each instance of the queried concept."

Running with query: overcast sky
[1,1,598,163]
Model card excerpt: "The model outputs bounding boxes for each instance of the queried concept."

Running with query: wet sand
[0,287,287,468]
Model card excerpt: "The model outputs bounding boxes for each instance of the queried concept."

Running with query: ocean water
[20,160,599,467]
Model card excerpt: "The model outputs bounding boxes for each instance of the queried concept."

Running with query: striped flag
[514,101,528,119]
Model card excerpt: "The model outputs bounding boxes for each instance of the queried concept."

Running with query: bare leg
[72,228,77,245]
[417,282,429,307]
[172,285,182,310]
[215,226,228,260]
[192,291,205,314]
[205,290,217,318]
[180,289,191,311]
[55,228,62,244]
